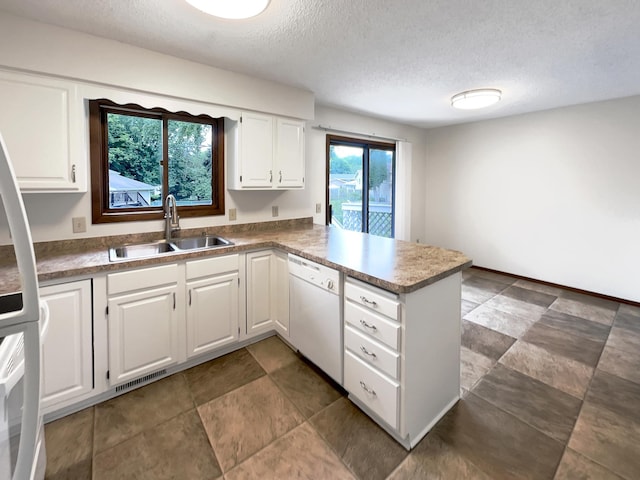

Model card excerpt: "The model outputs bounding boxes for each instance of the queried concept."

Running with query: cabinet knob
[279,170,282,183]
[269,170,273,182]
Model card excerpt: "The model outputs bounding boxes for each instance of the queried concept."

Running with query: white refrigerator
[0,132,47,480]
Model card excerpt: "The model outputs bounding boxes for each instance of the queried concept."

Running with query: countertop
[0,219,472,295]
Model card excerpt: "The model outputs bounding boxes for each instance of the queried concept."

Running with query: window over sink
[89,99,225,223]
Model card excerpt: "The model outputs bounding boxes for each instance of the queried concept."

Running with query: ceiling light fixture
[185,0,270,19]
[451,89,502,110]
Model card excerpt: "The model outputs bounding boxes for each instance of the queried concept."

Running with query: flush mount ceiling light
[185,0,270,19]
[451,89,502,110]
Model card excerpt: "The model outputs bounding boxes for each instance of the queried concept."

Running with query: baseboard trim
[470,265,639,307]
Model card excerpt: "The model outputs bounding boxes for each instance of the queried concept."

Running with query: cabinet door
[239,112,274,187]
[186,272,239,358]
[275,118,305,188]
[0,70,85,192]
[108,285,179,385]
[246,250,274,335]
[272,250,290,337]
[40,280,93,414]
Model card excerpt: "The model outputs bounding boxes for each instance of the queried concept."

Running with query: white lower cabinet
[344,274,462,450]
[246,250,274,335]
[245,249,290,338]
[272,250,290,337]
[107,264,180,386]
[344,350,400,429]
[186,255,239,358]
[40,279,93,414]
[344,279,402,430]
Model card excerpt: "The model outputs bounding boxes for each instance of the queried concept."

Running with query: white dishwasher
[289,254,343,385]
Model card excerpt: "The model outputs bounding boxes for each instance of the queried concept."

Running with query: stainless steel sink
[108,236,233,261]
[172,235,233,251]
[109,240,175,262]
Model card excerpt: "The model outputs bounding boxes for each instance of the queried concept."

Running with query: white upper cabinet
[0,70,86,192]
[236,112,274,188]
[275,118,305,189]
[227,112,305,190]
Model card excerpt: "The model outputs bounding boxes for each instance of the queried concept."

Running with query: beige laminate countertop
[0,220,471,296]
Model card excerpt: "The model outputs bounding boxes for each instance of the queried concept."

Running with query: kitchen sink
[109,240,176,262]
[172,235,233,251]
[108,236,233,261]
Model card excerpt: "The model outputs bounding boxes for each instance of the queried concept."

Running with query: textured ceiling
[1,0,639,128]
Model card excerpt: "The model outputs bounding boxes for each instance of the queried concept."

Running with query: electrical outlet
[72,216,86,233]
[315,203,322,214]
[228,208,237,221]
[272,206,279,217]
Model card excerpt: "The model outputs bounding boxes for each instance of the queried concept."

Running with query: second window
[326,135,395,238]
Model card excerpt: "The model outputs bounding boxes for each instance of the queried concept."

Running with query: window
[326,135,395,238]
[89,99,224,223]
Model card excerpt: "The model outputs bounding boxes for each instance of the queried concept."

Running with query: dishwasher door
[289,272,343,385]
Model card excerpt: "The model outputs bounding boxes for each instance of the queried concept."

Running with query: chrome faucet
[164,194,180,240]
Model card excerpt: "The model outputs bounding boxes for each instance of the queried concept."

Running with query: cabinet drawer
[345,350,399,429]
[186,254,239,280]
[108,263,178,295]
[345,325,400,379]
[345,281,400,320]
[345,301,401,350]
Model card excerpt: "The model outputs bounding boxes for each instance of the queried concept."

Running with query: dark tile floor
[44,267,640,479]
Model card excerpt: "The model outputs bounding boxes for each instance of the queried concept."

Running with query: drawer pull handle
[359,381,376,396]
[360,346,377,358]
[360,295,378,307]
[360,319,377,331]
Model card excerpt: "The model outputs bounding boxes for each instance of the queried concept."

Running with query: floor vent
[115,369,167,393]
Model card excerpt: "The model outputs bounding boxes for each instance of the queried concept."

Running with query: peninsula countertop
[0,220,472,295]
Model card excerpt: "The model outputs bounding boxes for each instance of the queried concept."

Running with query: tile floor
[44,267,640,479]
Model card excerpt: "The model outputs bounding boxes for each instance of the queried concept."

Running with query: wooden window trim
[89,99,225,224]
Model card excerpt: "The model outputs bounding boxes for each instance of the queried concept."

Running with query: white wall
[0,13,317,244]
[0,14,427,244]
[308,106,427,242]
[0,13,313,120]
[425,96,640,302]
